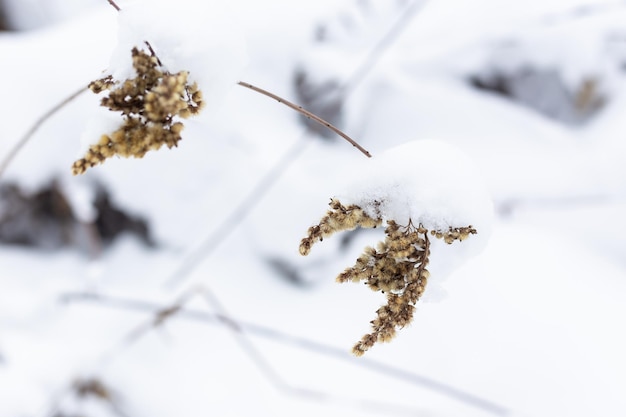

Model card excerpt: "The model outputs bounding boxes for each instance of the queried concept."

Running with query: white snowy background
[1,0,625,416]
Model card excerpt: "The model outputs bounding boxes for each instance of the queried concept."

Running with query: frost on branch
[300,140,492,355]
[72,48,203,175]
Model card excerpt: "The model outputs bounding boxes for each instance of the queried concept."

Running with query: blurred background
[1,1,625,416]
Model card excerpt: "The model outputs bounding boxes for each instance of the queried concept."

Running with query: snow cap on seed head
[110,0,248,114]
[338,139,494,257]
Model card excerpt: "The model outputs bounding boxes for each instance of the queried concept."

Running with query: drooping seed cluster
[72,48,204,175]
[431,226,477,244]
[340,220,430,356]
[300,199,477,355]
[299,198,382,256]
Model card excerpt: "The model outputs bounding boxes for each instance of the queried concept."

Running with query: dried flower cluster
[299,199,382,256]
[72,48,204,175]
[431,226,477,244]
[300,199,477,355]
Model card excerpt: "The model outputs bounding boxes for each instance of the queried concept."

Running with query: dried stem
[60,290,510,416]
[0,86,88,179]
[106,0,121,12]
[104,0,161,65]
[237,81,371,158]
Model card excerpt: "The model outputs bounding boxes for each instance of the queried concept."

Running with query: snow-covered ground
[1,1,625,416]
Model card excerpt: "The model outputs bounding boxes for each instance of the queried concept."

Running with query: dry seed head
[299,199,382,256]
[73,48,205,175]
[431,226,477,244]
[72,377,116,402]
[301,199,478,355]
[89,76,115,94]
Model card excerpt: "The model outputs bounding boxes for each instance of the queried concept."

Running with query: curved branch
[237,81,371,158]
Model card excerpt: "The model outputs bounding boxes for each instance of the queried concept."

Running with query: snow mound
[338,139,494,254]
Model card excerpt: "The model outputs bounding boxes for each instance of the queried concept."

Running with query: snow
[1,1,626,417]
[333,139,494,288]
[110,0,248,116]
[339,139,493,238]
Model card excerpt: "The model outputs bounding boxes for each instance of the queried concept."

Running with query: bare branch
[61,290,510,416]
[106,0,121,12]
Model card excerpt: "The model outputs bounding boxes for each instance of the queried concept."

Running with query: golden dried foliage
[72,48,204,175]
[299,199,382,256]
[431,226,477,244]
[300,199,477,355]
[73,378,113,400]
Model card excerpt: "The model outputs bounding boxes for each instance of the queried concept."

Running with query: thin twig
[106,0,121,12]
[194,286,438,416]
[143,41,163,66]
[194,287,295,393]
[104,0,162,65]
[106,290,197,353]
[60,290,510,416]
[237,81,371,158]
[0,86,88,179]
[65,288,431,416]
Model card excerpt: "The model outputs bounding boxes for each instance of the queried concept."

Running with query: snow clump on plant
[73,0,247,175]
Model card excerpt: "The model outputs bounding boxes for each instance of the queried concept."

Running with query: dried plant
[299,199,382,256]
[72,377,114,401]
[72,48,204,175]
[300,199,476,355]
